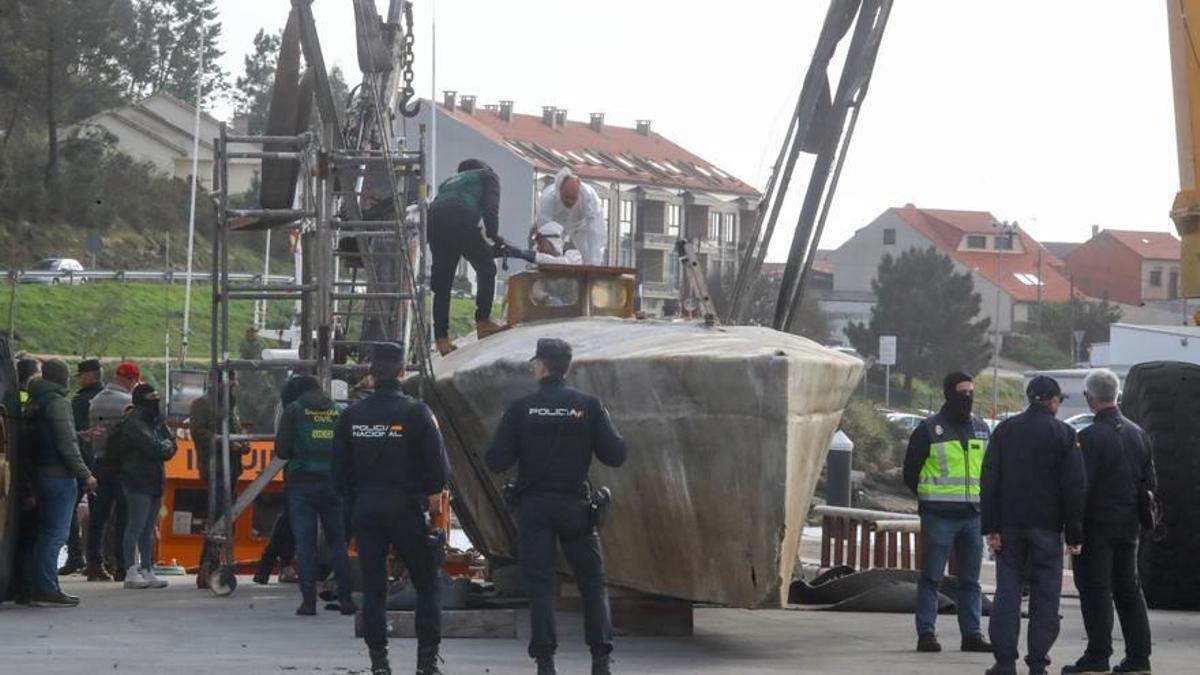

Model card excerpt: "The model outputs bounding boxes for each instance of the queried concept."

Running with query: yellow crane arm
[1168,0,1200,297]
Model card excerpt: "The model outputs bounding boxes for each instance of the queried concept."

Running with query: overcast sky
[212,1,1179,259]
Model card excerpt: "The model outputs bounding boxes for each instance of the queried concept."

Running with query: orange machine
[157,433,283,571]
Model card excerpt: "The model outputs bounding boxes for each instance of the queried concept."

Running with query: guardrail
[2,269,296,285]
[812,505,949,573]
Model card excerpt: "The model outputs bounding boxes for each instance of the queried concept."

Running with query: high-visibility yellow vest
[917,413,988,503]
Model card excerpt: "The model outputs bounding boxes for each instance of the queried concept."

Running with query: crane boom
[1168,0,1200,297]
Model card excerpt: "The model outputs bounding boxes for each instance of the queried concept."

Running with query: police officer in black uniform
[486,338,627,675]
[332,343,449,675]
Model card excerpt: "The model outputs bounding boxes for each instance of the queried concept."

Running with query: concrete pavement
[0,576,1196,674]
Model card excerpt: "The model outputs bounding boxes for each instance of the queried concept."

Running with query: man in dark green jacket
[274,375,354,616]
[428,158,505,355]
[116,383,176,590]
[25,359,96,607]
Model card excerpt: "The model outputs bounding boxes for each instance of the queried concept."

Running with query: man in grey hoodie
[25,359,96,606]
[86,361,139,580]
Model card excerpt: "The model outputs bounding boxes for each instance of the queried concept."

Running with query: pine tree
[234,28,281,135]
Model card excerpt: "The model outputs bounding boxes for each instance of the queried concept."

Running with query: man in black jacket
[428,158,505,356]
[486,338,628,675]
[981,375,1087,675]
[60,359,104,577]
[901,371,992,654]
[1062,369,1155,675]
[332,343,449,675]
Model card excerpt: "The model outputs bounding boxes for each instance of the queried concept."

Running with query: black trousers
[519,493,613,659]
[255,511,295,578]
[1072,532,1152,662]
[87,465,125,570]
[354,489,441,657]
[989,528,1064,671]
[428,201,496,339]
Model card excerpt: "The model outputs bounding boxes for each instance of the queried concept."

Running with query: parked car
[886,412,924,434]
[23,258,86,284]
[1064,413,1094,431]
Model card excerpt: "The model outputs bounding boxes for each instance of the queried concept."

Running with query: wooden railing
[813,505,940,572]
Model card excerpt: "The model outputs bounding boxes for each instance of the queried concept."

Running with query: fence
[813,505,958,574]
[2,269,294,285]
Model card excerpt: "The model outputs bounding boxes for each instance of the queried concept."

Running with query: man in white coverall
[536,167,607,265]
[532,222,583,266]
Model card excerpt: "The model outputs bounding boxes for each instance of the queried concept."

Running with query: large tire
[1121,361,1200,610]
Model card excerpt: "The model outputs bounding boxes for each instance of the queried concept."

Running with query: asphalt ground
[0,576,1197,674]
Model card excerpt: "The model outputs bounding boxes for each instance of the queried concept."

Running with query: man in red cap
[86,360,140,580]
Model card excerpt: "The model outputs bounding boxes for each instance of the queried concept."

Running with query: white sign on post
[879,335,897,366]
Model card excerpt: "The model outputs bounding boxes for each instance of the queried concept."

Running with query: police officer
[486,338,627,675]
[1062,369,1155,675]
[981,375,1087,675]
[332,343,449,675]
[901,371,992,654]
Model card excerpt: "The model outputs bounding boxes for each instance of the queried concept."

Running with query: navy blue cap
[77,358,101,374]
[372,342,405,362]
[531,338,572,363]
[1026,375,1067,402]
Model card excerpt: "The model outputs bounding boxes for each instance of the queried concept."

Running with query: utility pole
[992,220,1017,417]
[180,24,205,365]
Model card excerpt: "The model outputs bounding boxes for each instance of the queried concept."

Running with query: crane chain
[398,2,419,118]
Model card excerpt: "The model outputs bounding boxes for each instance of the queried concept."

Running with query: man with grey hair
[1063,369,1155,674]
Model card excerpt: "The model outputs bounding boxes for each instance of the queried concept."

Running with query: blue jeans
[29,477,78,595]
[917,511,983,637]
[122,490,161,572]
[287,481,353,603]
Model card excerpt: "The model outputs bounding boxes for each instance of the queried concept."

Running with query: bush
[839,396,908,472]
[1001,333,1073,370]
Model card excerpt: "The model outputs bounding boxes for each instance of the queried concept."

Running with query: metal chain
[398,2,419,117]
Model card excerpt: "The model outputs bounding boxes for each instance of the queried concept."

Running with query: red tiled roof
[893,205,1081,303]
[1099,229,1180,260]
[439,103,760,197]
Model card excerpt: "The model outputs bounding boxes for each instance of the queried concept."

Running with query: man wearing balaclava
[902,371,992,655]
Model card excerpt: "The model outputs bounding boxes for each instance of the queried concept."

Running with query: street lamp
[991,220,1018,418]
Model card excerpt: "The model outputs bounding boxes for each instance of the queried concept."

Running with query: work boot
[113,566,126,583]
[917,633,942,652]
[961,633,993,653]
[536,655,557,675]
[435,338,457,356]
[415,652,443,675]
[339,595,358,616]
[984,664,1018,675]
[58,559,85,576]
[252,571,270,585]
[1061,655,1110,673]
[369,648,391,675]
[476,318,509,339]
[1112,658,1151,674]
[142,569,168,589]
[123,566,150,589]
[592,652,612,675]
[296,598,317,616]
[85,562,112,582]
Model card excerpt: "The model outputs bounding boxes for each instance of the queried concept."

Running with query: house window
[639,253,664,283]
[1149,268,1163,287]
[1170,269,1180,299]
[883,228,896,245]
[708,212,721,242]
[665,204,681,237]
[618,200,634,267]
[965,235,987,250]
[722,213,736,247]
[994,235,1014,251]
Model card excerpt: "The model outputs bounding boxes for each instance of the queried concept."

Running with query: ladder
[200,119,428,595]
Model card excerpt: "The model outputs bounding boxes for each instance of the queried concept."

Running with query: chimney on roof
[231,114,249,135]
[589,112,604,133]
[636,119,652,136]
[460,94,476,115]
[554,108,568,127]
[542,106,556,127]
[499,100,513,122]
[1092,224,1100,238]
[443,90,457,109]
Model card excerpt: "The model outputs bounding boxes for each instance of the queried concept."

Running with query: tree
[123,0,229,106]
[708,265,830,342]
[234,28,280,135]
[1036,298,1122,360]
[845,246,992,389]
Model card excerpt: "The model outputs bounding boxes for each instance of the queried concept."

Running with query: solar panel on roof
[565,150,586,164]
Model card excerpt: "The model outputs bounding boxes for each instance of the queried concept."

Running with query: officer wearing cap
[486,338,627,675]
[332,342,449,675]
[60,359,104,576]
[981,375,1087,675]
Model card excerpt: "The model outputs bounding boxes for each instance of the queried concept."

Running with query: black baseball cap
[1026,375,1067,402]
[372,342,405,362]
[531,338,572,364]
[77,358,101,374]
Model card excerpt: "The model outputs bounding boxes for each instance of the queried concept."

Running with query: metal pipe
[181,25,205,364]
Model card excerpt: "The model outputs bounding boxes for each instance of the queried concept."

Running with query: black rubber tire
[1121,361,1200,610]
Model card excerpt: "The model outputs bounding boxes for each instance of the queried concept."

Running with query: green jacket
[275,389,341,482]
[115,407,177,495]
[431,167,502,238]
[26,378,92,481]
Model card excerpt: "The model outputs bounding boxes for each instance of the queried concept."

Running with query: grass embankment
[0,281,484,359]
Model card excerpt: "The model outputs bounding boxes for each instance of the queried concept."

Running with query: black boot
[961,633,992,653]
[296,598,317,616]
[536,655,557,675]
[592,652,612,675]
[1112,658,1152,674]
[1061,654,1110,673]
[415,651,443,675]
[369,648,391,675]
[339,594,358,616]
[917,633,942,652]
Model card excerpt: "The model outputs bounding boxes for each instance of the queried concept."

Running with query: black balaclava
[132,383,161,419]
[942,371,974,424]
